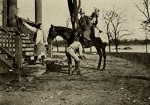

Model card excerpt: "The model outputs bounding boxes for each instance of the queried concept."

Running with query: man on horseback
[77,8,107,70]
[78,8,101,41]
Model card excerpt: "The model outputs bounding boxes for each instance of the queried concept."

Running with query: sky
[17,0,149,40]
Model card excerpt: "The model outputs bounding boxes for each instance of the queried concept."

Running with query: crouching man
[62,33,86,75]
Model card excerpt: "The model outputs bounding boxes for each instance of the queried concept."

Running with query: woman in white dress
[34,23,47,65]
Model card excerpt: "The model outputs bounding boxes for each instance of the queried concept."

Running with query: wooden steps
[0,28,47,81]
[0,32,35,69]
[0,53,14,68]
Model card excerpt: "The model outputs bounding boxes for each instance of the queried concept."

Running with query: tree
[67,0,81,29]
[136,0,150,53]
[136,0,150,23]
[103,10,131,52]
[103,10,114,52]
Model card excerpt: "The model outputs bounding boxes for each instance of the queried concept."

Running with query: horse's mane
[53,26,73,32]
[49,25,75,42]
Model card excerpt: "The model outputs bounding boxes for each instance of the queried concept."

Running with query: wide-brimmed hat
[79,8,85,15]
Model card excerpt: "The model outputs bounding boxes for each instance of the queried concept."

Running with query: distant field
[52,45,150,68]
[52,45,150,53]
[108,52,150,68]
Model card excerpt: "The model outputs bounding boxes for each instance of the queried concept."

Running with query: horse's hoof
[97,68,104,71]
[98,68,105,71]
[101,67,105,71]
[77,71,81,75]
[97,67,101,70]
[100,69,104,71]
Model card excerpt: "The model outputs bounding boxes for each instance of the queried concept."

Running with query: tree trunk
[114,39,117,53]
[115,39,119,53]
[115,45,118,53]
[107,35,111,52]
[67,0,81,29]
[108,40,111,52]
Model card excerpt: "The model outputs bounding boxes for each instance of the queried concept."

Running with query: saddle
[83,30,91,41]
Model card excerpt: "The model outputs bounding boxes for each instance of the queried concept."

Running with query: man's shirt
[69,41,83,56]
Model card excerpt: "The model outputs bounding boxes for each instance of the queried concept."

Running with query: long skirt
[34,43,47,59]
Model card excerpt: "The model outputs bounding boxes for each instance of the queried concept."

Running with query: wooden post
[35,0,42,23]
[7,0,17,27]
[55,38,59,52]
[15,36,22,68]
[90,47,92,53]
[3,0,7,27]
[47,43,53,58]
[14,35,22,81]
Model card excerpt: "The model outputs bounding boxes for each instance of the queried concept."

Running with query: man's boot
[73,61,78,73]
[76,61,81,75]
[34,56,38,65]
[68,64,73,75]
[41,55,45,65]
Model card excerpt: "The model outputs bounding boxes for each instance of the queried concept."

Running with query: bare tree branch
[144,0,150,18]
[103,10,129,52]
[135,4,149,19]
[118,33,132,40]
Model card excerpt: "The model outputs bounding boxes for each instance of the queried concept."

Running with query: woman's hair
[91,12,98,18]
[37,23,42,29]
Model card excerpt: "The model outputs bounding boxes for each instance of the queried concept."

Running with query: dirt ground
[0,54,150,105]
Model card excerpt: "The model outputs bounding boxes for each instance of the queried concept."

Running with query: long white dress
[34,29,47,59]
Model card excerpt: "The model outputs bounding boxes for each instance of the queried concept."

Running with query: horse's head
[47,24,57,44]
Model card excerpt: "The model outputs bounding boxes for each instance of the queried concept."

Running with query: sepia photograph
[0,0,150,105]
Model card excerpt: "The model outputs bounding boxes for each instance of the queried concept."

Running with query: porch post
[35,0,42,24]
[15,35,22,68]
[14,35,22,81]
[3,0,7,27]
[7,0,17,27]
[48,43,53,58]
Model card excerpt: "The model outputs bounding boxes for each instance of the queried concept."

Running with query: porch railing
[0,26,22,68]
[0,27,15,56]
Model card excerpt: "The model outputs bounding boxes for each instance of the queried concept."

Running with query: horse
[47,25,107,72]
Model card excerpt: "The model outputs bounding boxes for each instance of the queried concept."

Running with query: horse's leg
[101,46,106,70]
[76,61,81,75]
[95,46,102,70]
[66,52,73,75]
